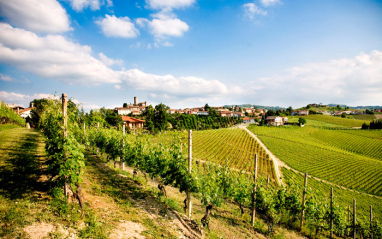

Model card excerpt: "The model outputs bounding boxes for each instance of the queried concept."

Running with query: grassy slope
[0,123,21,131]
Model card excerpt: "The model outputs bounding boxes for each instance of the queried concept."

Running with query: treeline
[362,119,382,129]
[143,103,243,132]
[0,101,25,126]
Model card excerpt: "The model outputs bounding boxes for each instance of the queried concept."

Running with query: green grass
[0,123,21,131]
[248,125,382,196]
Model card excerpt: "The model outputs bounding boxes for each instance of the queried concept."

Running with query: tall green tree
[154,103,169,131]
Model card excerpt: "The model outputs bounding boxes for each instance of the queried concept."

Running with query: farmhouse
[121,116,145,129]
[266,116,288,126]
[115,96,147,115]
[243,117,255,124]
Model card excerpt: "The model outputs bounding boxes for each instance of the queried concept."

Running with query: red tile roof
[120,116,145,123]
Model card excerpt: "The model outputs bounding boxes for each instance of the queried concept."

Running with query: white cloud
[0,23,119,85]
[68,0,111,11]
[98,53,123,66]
[245,51,382,107]
[136,12,189,39]
[0,91,58,107]
[118,69,228,97]
[0,0,71,33]
[0,73,13,81]
[96,15,139,38]
[260,0,282,7]
[243,3,267,20]
[146,0,195,10]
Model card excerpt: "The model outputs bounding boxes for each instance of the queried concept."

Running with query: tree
[144,105,155,131]
[204,103,210,111]
[154,103,169,131]
[123,103,128,108]
[341,113,346,118]
[298,117,306,126]
[208,108,218,117]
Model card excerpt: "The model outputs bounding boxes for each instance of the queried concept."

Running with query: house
[115,96,147,115]
[19,106,35,118]
[266,116,288,126]
[120,116,145,129]
[219,111,232,117]
[298,110,309,116]
[243,117,255,124]
[232,112,244,117]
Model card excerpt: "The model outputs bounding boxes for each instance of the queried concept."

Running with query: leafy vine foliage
[38,97,85,214]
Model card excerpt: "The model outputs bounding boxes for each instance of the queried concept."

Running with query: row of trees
[362,119,382,129]
[143,103,243,132]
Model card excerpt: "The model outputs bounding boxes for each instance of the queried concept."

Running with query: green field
[192,128,276,181]
[0,124,21,132]
[349,114,376,121]
[248,125,382,196]
[303,115,365,127]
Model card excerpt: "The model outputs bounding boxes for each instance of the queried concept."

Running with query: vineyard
[4,95,382,238]
[0,101,25,126]
[282,168,382,221]
[192,128,276,181]
[300,115,366,128]
[248,125,382,196]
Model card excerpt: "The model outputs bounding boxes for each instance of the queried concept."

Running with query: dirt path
[239,125,382,200]
[239,125,284,185]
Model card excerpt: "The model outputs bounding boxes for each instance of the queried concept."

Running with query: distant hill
[224,104,286,111]
[328,104,382,109]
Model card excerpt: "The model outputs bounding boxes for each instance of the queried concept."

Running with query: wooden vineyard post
[353,199,356,239]
[62,93,69,201]
[330,187,333,239]
[300,173,308,231]
[251,154,258,226]
[370,205,373,239]
[83,122,86,136]
[62,93,68,137]
[97,122,99,130]
[186,129,192,218]
[266,174,270,191]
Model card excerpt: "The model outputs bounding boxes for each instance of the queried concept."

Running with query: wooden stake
[123,124,125,135]
[266,174,270,191]
[330,187,333,239]
[251,154,258,226]
[300,173,308,231]
[83,122,86,136]
[187,130,192,218]
[62,94,67,137]
[353,199,356,239]
[97,122,99,130]
[348,204,351,236]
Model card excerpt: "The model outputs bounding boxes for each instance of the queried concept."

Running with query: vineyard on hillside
[282,168,382,221]
[248,125,382,196]
[302,115,365,128]
[192,128,277,182]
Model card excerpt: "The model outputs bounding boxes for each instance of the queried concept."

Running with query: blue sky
[0,0,381,110]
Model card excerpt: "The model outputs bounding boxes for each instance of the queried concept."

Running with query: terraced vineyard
[283,168,382,220]
[192,128,277,181]
[248,125,382,196]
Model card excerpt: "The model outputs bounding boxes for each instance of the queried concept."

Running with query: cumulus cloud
[0,23,119,85]
[98,53,123,66]
[67,0,112,11]
[260,0,282,7]
[0,23,230,102]
[0,91,58,107]
[118,69,228,97]
[0,73,13,82]
[243,3,267,20]
[136,11,189,41]
[0,0,71,33]
[146,0,195,10]
[96,15,139,38]
[245,51,382,107]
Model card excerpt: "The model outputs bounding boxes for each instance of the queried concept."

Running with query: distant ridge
[224,104,286,111]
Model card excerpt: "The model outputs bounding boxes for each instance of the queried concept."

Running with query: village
[3,97,381,129]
